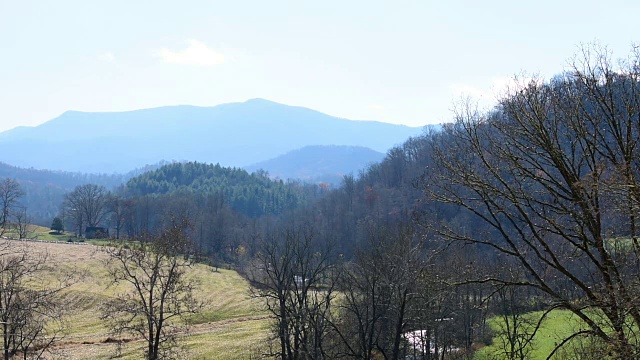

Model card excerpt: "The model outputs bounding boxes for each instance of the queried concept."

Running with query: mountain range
[0,99,425,173]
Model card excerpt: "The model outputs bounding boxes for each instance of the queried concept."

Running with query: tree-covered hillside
[125,162,316,218]
[0,162,127,225]
[0,161,168,226]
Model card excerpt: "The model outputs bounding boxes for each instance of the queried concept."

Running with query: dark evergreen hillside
[125,162,312,217]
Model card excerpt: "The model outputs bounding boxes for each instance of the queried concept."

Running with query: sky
[1,0,640,133]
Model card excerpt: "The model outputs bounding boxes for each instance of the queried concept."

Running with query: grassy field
[8,240,270,359]
[5,224,134,246]
[4,224,77,242]
[475,309,587,359]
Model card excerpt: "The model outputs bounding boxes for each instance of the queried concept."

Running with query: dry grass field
[7,240,270,359]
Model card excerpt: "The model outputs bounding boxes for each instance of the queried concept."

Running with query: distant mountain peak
[243,98,279,105]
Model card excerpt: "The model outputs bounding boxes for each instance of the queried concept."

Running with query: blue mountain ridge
[0,99,425,173]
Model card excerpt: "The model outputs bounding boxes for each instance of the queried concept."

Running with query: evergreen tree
[50,217,64,233]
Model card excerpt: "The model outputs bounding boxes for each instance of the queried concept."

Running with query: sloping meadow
[14,240,269,359]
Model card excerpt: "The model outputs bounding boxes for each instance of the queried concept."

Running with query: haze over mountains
[245,145,385,184]
[0,99,425,174]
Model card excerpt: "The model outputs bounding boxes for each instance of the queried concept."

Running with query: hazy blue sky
[1,0,639,132]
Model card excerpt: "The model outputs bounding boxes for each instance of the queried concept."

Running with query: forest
[1,44,640,359]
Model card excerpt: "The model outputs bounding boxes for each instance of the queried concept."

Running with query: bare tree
[101,218,201,360]
[331,222,426,360]
[0,241,71,360]
[0,179,24,237]
[64,184,109,237]
[490,286,536,360]
[107,194,130,240]
[342,174,356,211]
[487,263,540,360]
[422,44,640,357]
[12,208,33,240]
[249,225,338,360]
[62,200,83,238]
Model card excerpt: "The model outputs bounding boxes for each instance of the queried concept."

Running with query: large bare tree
[64,184,109,237]
[423,44,640,357]
[101,218,200,360]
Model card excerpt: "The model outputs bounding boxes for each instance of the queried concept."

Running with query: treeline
[0,161,167,225]
[59,162,326,263]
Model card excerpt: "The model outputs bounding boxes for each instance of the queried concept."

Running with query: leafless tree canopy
[330,223,427,360]
[422,44,640,358]
[63,184,109,237]
[249,225,338,360]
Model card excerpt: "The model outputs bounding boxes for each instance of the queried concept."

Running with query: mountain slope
[0,99,423,173]
[245,145,384,184]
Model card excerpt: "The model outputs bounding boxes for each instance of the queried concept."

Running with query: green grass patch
[3,224,78,241]
[475,309,586,359]
[5,223,119,243]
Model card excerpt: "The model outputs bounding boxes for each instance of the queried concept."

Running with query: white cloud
[98,52,115,62]
[448,83,490,99]
[155,39,225,66]
[449,76,536,101]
